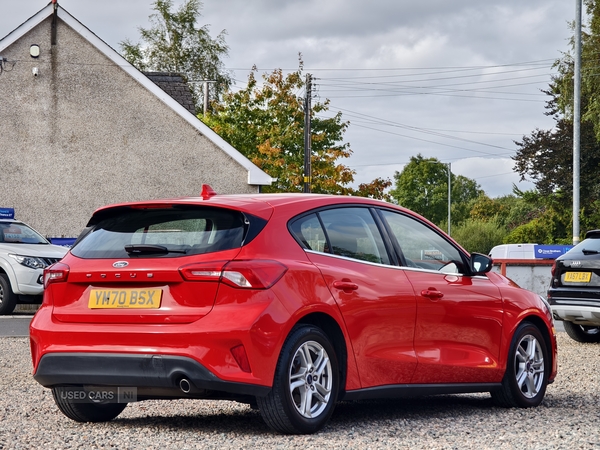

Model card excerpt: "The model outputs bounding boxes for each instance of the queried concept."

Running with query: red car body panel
[30,193,557,402]
[406,270,504,384]
[308,252,418,387]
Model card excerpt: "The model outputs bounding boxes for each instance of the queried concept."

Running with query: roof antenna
[200,184,217,200]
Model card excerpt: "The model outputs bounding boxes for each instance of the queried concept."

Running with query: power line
[326,105,525,137]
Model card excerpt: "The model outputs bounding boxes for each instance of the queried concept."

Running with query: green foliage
[469,195,505,222]
[120,0,231,111]
[511,0,600,243]
[390,155,483,226]
[503,208,571,244]
[352,178,393,202]
[203,64,391,196]
[513,117,600,209]
[553,0,600,137]
[468,191,534,228]
[450,218,507,254]
[513,0,600,204]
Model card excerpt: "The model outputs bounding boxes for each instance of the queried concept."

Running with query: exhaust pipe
[179,378,191,394]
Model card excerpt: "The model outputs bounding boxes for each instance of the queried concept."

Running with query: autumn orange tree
[203,65,390,197]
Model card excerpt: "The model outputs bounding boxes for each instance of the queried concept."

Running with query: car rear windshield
[71,206,248,259]
[569,236,600,255]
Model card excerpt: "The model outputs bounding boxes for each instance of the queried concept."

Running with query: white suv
[0,217,68,314]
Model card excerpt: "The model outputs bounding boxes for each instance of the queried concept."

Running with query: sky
[0,0,578,197]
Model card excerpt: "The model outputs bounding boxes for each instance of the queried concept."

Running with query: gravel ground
[1,333,600,449]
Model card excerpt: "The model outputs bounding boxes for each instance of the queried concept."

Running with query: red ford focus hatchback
[30,188,557,434]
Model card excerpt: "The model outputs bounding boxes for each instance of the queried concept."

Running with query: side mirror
[470,253,493,274]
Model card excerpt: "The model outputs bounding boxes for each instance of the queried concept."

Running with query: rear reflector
[43,262,70,288]
[179,260,287,289]
[230,344,252,373]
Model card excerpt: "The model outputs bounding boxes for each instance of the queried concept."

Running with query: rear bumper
[550,304,600,326]
[548,288,600,325]
[33,352,271,399]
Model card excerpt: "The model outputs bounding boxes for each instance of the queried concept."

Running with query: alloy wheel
[514,334,545,399]
[288,340,333,418]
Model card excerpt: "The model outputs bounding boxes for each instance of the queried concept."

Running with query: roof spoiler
[585,230,600,239]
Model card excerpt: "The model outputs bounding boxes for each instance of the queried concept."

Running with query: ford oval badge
[113,261,129,268]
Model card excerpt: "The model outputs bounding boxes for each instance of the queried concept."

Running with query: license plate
[88,289,162,309]
[564,272,592,283]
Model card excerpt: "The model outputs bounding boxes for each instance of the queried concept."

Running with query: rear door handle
[421,288,444,299]
[333,280,359,291]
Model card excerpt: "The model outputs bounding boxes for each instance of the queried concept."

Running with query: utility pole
[573,0,582,245]
[303,74,312,193]
[202,81,216,116]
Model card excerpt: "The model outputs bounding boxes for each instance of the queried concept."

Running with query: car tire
[492,321,549,408]
[563,321,600,343]
[257,325,339,434]
[52,386,127,422]
[0,274,17,315]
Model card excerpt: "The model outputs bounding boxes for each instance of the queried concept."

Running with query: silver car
[0,219,67,314]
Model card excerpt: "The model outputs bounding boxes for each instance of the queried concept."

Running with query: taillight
[43,262,70,288]
[550,261,557,278]
[179,260,287,289]
[179,261,229,281]
[221,260,287,289]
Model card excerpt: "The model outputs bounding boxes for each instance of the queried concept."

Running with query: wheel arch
[0,258,17,293]
[295,312,349,399]
[518,314,555,380]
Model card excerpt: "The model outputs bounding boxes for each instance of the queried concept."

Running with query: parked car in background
[548,230,600,343]
[30,188,557,434]
[0,210,68,314]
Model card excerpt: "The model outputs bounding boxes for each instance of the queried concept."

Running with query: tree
[390,155,482,226]
[353,178,393,202]
[203,64,391,197]
[120,0,230,111]
[451,218,507,254]
[511,0,600,240]
[503,211,571,245]
[513,116,600,209]
[553,0,600,139]
[470,194,507,222]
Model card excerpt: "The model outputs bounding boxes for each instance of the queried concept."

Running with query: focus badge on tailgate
[88,289,162,309]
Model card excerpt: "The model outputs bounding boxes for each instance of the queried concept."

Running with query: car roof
[90,193,402,221]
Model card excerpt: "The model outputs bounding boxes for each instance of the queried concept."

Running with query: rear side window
[290,207,390,265]
[71,206,250,259]
[380,210,466,272]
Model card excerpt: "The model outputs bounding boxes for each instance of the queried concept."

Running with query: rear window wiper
[582,248,600,255]
[124,244,187,255]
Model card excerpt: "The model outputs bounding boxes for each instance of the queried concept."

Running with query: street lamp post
[447,163,451,236]
[573,0,582,245]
